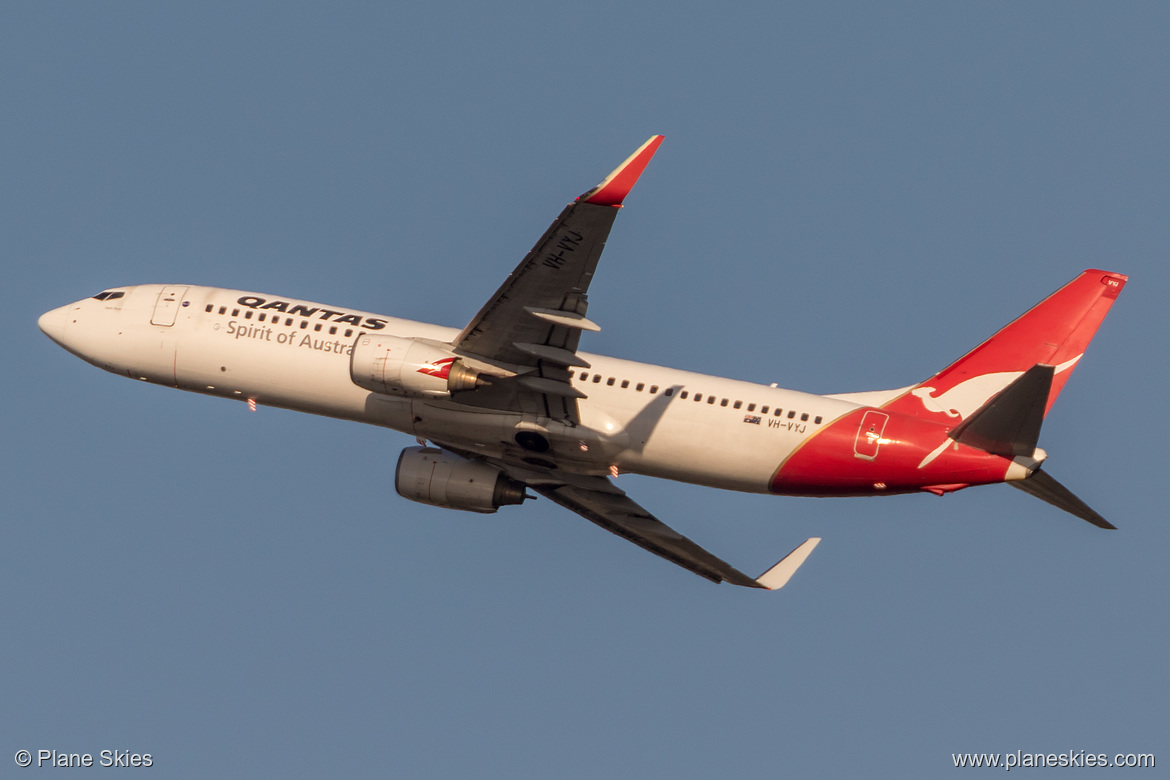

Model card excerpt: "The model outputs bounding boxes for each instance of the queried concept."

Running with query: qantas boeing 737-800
[38,136,1126,589]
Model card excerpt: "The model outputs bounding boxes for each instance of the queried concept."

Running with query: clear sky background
[3,3,1167,777]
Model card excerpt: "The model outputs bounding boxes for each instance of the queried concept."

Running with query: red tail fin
[884,270,1127,424]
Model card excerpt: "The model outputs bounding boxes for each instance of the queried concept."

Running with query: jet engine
[395,446,528,514]
[351,334,485,398]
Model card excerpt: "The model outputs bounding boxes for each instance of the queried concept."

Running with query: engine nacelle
[394,446,528,514]
[351,334,482,398]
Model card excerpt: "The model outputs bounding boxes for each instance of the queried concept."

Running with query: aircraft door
[151,285,189,326]
[853,410,889,461]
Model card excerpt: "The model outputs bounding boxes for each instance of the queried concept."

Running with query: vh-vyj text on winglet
[578,135,664,206]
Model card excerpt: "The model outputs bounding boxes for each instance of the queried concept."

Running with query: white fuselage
[40,284,863,493]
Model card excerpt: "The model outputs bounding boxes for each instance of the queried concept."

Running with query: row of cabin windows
[205,304,355,338]
[572,371,823,425]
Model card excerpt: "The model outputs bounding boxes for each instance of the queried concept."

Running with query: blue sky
[4,3,1167,776]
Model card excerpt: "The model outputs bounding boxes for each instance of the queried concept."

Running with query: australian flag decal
[743,415,761,425]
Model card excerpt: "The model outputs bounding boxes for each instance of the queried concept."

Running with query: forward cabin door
[151,286,189,326]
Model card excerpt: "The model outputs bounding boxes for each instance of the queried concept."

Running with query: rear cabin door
[151,286,189,326]
[853,410,889,461]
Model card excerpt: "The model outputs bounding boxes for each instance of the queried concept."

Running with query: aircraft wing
[470,454,819,589]
[449,136,664,422]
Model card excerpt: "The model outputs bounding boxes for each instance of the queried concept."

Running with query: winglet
[755,537,821,590]
[578,135,664,207]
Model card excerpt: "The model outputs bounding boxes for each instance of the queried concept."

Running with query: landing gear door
[151,286,189,326]
[853,410,889,461]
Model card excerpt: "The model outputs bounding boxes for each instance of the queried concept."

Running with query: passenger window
[620,380,629,389]
[245,310,253,319]
[760,406,769,414]
[329,326,337,335]
[720,399,729,407]
[801,413,809,421]
[733,401,742,409]
[814,416,823,424]
[218,306,227,315]
[694,394,702,402]
[776,409,784,416]
[636,383,644,392]
[259,313,267,321]
[747,403,756,412]
[607,377,615,386]
[344,329,353,337]
[314,323,322,331]
[664,388,674,397]
[650,385,659,394]
[680,391,688,399]
[593,375,602,383]
[232,309,240,316]
[204,304,213,313]
[788,410,796,418]
[708,396,716,404]
[286,318,294,326]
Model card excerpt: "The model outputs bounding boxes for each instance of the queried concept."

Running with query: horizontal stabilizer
[755,538,822,590]
[948,364,1053,458]
[1010,469,1115,529]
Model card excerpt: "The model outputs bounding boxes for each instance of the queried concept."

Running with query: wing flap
[513,342,591,368]
[524,307,601,331]
[515,375,587,398]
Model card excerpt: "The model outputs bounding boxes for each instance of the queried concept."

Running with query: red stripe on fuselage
[769,406,1012,497]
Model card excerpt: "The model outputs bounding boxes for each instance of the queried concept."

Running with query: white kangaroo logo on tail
[912,355,1082,421]
[913,355,1082,470]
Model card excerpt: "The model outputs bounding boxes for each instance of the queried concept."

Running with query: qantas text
[236,296,386,330]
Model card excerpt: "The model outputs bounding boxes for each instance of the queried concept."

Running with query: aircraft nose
[38,305,70,346]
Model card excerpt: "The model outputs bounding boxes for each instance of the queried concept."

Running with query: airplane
[38,135,1127,590]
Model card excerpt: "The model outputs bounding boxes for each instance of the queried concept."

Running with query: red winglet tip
[579,135,664,206]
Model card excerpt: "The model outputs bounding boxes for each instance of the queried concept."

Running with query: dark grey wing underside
[449,137,665,423]
[450,452,819,589]
[532,480,767,587]
[454,199,616,366]
[449,200,619,422]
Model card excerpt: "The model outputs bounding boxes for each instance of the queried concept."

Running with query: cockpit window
[92,291,125,301]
